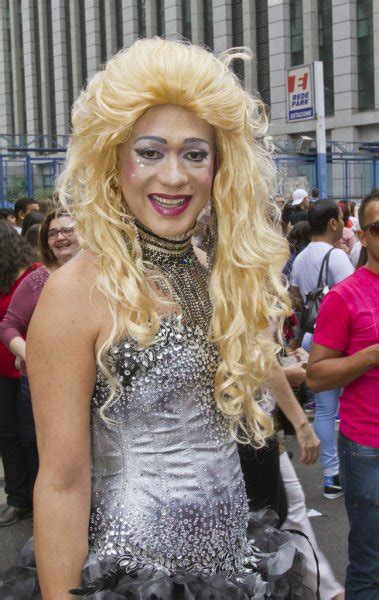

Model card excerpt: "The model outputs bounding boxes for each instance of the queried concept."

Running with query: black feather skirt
[0,512,315,599]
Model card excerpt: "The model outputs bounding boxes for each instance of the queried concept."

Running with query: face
[118,105,215,238]
[303,196,310,210]
[330,208,344,242]
[6,214,16,226]
[18,203,39,225]
[358,200,379,264]
[275,196,285,209]
[47,216,80,265]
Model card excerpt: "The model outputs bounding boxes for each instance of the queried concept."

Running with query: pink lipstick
[148,193,192,217]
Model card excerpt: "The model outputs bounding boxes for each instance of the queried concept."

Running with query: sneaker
[304,400,316,414]
[0,505,33,527]
[324,475,344,500]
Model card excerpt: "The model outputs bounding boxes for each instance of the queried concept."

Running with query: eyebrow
[134,135,210,147]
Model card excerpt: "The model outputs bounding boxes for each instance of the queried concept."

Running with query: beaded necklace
[135,220,212,331]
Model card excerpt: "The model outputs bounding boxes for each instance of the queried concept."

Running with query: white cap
[292,189,309,206]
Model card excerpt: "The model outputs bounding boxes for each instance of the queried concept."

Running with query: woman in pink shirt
[307,191,379,599]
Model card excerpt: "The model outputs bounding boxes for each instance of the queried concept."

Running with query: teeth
[150,195,188,207]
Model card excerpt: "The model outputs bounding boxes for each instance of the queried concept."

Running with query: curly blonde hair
[58,38,290,448]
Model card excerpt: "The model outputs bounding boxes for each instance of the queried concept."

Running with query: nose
[157,155,189,188]
[56,231,66,240]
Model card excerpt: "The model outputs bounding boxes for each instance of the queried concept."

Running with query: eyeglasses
[48,226,75,240]
[361,221,379,237]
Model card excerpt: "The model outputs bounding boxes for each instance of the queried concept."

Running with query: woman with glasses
[0,211,80,524]
[1,209,80,378]
[0,221,40,527]
[1,39,314,598]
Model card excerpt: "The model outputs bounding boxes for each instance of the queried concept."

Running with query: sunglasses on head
[361,221,379,237]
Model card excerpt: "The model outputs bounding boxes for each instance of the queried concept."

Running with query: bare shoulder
[31,250,111,346]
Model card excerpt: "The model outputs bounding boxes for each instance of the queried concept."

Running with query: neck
[365,254,379,275]
[311,234,334,245]
[135,220,194,256]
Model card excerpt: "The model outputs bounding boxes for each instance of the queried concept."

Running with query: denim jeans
[339,432,379,599]
[302,332,340,476]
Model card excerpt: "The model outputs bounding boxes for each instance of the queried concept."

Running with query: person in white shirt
[291,200,354,500]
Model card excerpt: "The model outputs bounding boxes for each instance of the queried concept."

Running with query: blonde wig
[58,38,290,448]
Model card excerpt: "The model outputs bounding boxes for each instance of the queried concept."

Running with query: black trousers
[238,436,288,527]
[0,375,38,507]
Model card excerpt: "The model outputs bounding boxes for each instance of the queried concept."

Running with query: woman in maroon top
[0,221,40,526]
[0,211,80,527]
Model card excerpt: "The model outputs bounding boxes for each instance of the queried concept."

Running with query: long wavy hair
[58,38,290,447]
[0,220,36,295]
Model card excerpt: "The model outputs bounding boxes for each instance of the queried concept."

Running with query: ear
[357,229,368,248]
[329,217,338,231]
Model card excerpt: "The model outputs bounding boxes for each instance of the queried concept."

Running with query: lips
[55,242,71,248]
[148,193,192,216]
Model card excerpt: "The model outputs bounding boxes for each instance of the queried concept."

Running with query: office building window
[46,0,56,134]
[33,0,44,134]
[116,0,123,50]
[232,0,244,83]
[18,0,27,134]
[78,0,87,85]
[203,0,213,50]
[357,0,374,111]
[138,0,146,38]
[157,0,165,36]
[182,0,191,40]
[64,1,74,110]
[318,0,334,115]
[4,1,15,133]
[290,0,303,66]
[99,0,107,62]
[255,0,270,109]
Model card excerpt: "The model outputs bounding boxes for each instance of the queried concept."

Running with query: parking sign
[287,65,314,121]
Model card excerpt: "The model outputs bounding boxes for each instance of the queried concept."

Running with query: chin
[142,214,196,239]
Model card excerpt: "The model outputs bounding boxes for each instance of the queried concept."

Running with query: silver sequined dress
[89,316,249,575]
[0,224,312,599]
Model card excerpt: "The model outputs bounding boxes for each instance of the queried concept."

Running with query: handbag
[301,248,334,334]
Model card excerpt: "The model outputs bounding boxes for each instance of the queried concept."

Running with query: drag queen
[0,39,313,599]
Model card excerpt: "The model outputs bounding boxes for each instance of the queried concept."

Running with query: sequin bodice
[89,226,249,576]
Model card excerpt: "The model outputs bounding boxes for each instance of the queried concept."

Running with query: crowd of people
[0,37,377,600]
[277,187,379,598]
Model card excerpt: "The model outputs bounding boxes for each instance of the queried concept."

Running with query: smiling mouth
[148,194,192,207]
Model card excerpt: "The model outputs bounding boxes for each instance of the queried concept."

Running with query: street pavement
[0,432,349,588]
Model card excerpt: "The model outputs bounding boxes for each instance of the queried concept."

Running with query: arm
[0,276,37,360]
[306,286,379,391]
[267,358,320,465]
[10,336,26,361]
[28,260,102,599]
[306,343,379,392]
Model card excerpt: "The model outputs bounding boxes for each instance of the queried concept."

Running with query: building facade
[0,0,377,139]
[0,0,377,198]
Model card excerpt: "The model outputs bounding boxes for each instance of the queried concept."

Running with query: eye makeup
[133,144,211,165]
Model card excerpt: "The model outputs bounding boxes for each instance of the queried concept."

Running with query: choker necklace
[134,220,212,330]
[135,220,194,257]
